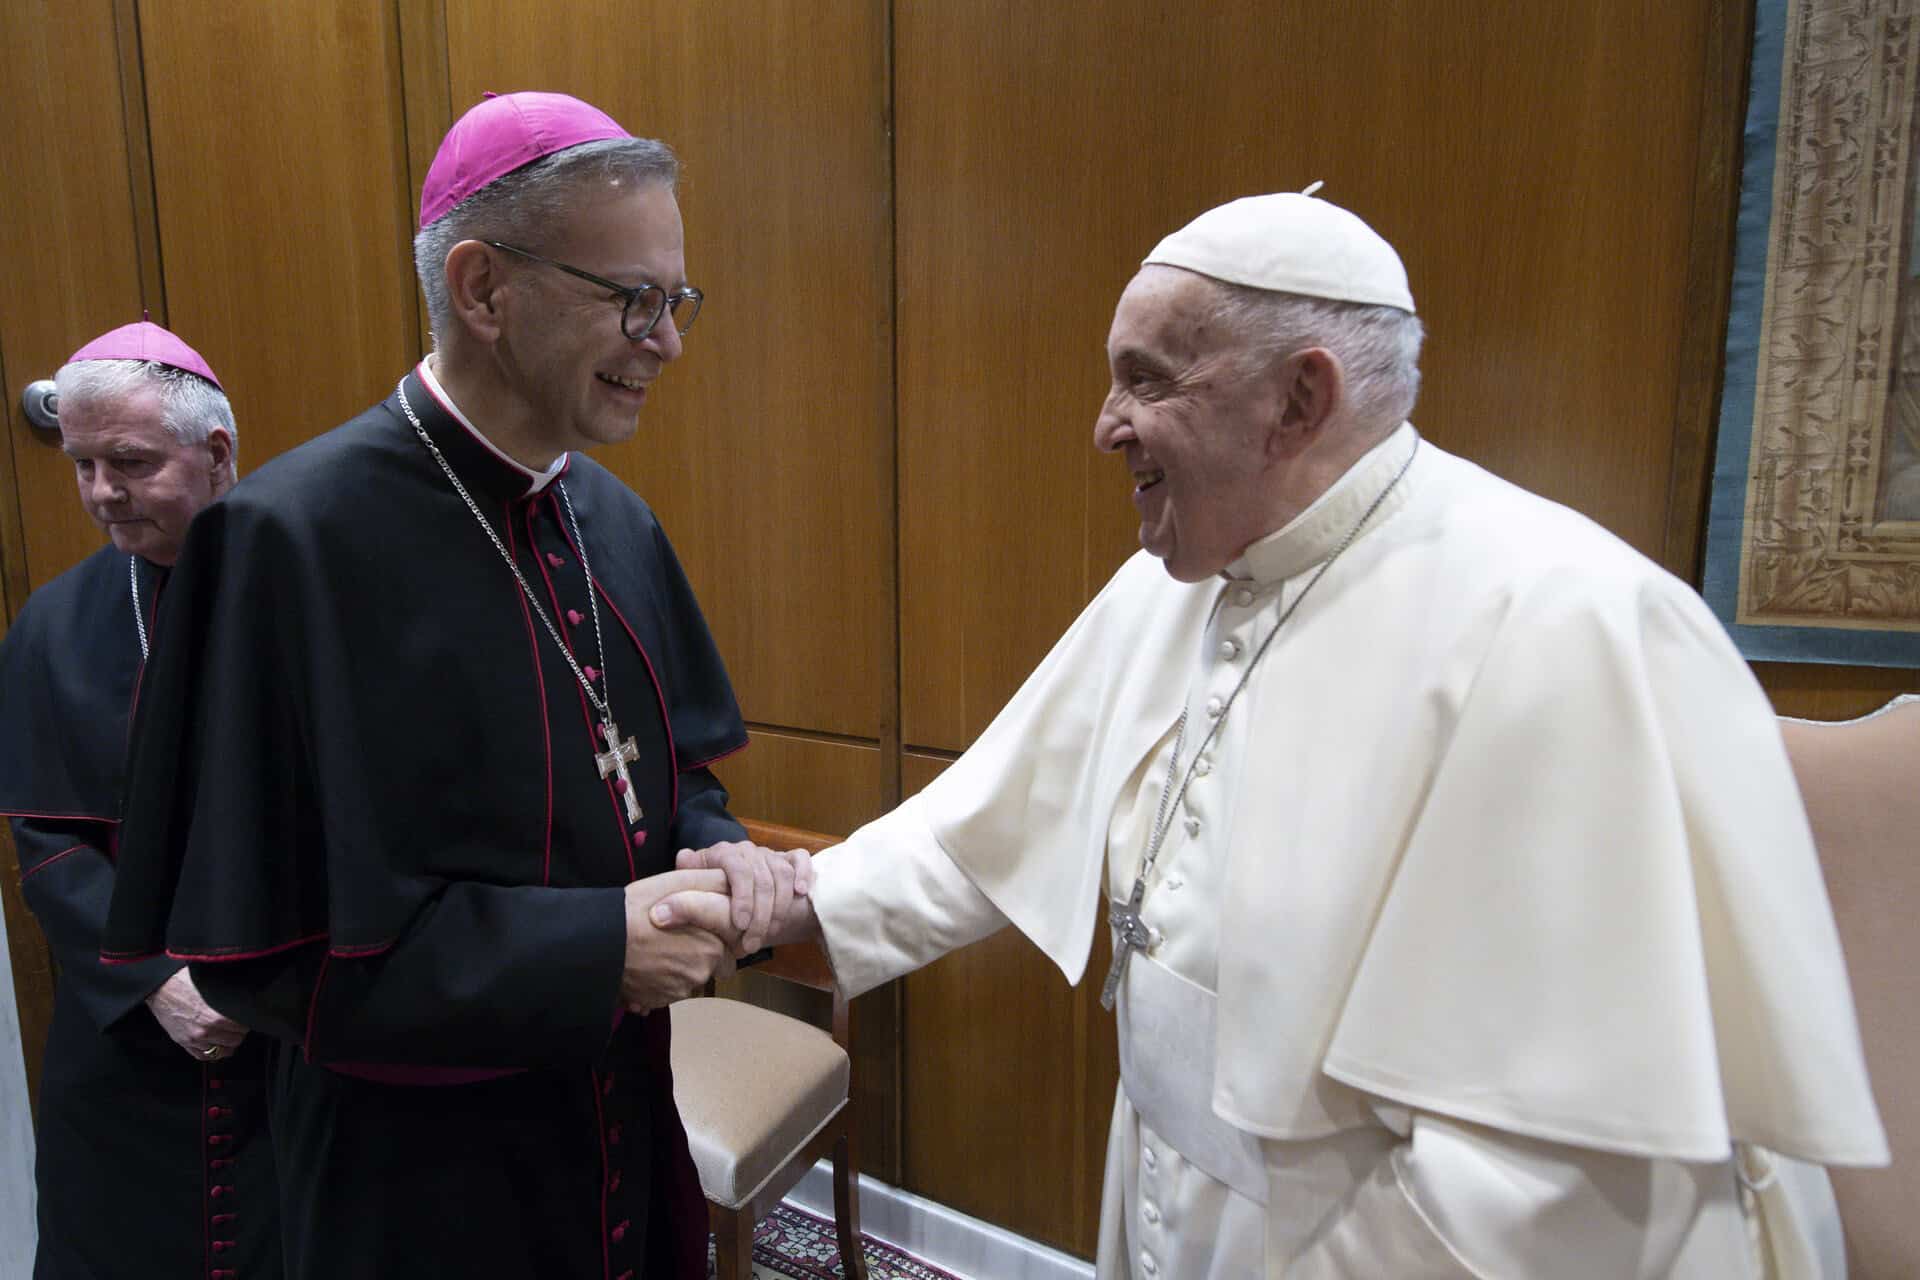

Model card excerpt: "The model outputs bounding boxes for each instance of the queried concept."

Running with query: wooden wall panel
[898,752,1119,1256]
[137,0,419,469]
[0,0,156,1117]
[897,0,1715,750]
[0,0,148,594]
[444,0,894,742]
[717,727,885,840]
[712,727,900,1180]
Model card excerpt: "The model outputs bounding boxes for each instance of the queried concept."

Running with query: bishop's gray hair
[1210,285,1426,429]
[413,137,680,349]
[53,359,238,480]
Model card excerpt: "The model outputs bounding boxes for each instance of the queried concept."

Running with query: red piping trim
[20,844,89,880]
[532,493,636,880]
[0,808,120,824]
[326,940,395,959]
[151,930,330,962]
[586,582,682,828]
[679,738,749,772]
[302,951,332,1061]
[506,508,557,886]
[594,1068,612,1280]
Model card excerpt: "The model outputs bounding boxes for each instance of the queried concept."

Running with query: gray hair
[413,137,680,349]
[1210,285,1426,429]
[54,358,238,479]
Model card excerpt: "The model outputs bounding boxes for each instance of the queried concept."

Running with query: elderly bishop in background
[0,322,280,1277]
[699,191,1889,1276]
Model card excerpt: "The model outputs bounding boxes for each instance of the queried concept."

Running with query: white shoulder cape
[877,440,1885,1164]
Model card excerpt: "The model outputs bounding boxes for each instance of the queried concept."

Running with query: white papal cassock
[812,426,1887,1278]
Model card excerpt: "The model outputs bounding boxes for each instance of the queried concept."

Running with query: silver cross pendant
[1100,876,1156,1011]
[594,718,644,825]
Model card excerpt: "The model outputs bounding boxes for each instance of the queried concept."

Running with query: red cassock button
[567,609,584,627]
[206,1106,226,1119]
[207,1134,231,1147]
[210,1185,232,1199]
[584,665,599,681]
[547,552,565,568]
[609,1218,629,1243]
[608,1170,622,1193]
[606,1123,622,1146]
[210,1158,232,1170]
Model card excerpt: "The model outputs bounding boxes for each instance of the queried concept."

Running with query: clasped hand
[619,841,814,1013]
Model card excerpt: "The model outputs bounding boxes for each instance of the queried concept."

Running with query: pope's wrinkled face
[1094,267,1284,582]
[61,383,232,565]
[498,181,688,456]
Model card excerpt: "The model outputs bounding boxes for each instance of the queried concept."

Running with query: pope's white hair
[54,358,238,480]
[414,137,680,349]
[1210,284,1425,429]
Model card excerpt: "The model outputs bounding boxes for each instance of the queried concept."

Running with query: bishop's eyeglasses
[485,241,703,341]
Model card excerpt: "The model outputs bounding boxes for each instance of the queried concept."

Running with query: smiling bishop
[103,92,771,1280]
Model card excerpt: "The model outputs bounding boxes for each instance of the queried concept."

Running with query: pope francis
[676,189,1888,1277]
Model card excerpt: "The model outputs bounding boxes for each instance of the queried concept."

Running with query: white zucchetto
[1143,186,1417,315]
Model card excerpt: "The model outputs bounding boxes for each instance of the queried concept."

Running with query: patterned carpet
[708,1203,964,1280]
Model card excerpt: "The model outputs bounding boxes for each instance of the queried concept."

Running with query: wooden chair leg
[713,1204,756,1280]
[832,1132,870,1280]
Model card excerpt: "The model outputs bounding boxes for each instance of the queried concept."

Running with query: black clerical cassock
[104,367,750,1279]
[0,545,281,1279]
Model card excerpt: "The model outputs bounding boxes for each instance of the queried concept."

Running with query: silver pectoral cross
[595,719,643,825]
[1100,876,1156,1011]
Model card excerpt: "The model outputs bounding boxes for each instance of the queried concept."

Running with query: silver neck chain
[394,380,614,723]
[128,556,150,663]
[1132,433,1420,890]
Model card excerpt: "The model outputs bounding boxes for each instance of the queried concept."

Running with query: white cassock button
[1143,1202,1161,1226]
[1142,1146,1158,1172]
[1140,1250,1159,1275]
[1232,587,1255,607]
[1184,816,1201,837]
[1194,755,1212,777]
[1205,696,1225,719]
[1218,638,1241,661]
[1164,875,1183,892]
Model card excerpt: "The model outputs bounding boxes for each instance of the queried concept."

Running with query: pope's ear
[443,239,507,344]
[1276,347,1343,441]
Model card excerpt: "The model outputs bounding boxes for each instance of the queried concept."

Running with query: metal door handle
[21,380,58,432]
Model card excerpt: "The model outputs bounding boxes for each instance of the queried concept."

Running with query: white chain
[1133,433,1420,889]
[128,555,150,662]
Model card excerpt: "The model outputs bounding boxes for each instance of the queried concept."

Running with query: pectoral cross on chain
[595,719,643,825]
[1100,875,1156,1011]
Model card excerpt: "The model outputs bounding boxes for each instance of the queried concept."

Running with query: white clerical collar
[416,359,568,497]
[1224,422,1419,585]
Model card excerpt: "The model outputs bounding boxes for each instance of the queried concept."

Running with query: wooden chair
[1778,695,1920,1278]
[670,819,869,1280]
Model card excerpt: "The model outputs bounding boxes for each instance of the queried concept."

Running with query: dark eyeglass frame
[484,240,702,340]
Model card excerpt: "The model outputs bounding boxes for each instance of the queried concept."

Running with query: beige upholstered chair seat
[671,995,852,1209]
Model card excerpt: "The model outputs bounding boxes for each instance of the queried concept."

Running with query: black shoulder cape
[103,372,749,974]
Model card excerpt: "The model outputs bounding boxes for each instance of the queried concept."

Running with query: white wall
[0,907,37,1272]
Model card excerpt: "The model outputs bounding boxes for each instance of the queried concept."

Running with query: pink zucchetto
[67,321,224,391]
[1143,183,1417,315]
[419,90,631,228]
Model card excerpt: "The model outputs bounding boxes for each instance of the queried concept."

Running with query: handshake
[619,840,818,1014]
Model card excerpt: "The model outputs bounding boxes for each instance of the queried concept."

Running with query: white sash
[1117,949,1269,1204]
